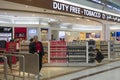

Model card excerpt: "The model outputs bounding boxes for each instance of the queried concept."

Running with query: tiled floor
[52,61,120,80]
[41,66,86,80]
[80,68,120,80]
[0,60,120,80]
[0,65,86,80]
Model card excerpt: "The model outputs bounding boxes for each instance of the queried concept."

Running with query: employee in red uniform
[32,36,44,73]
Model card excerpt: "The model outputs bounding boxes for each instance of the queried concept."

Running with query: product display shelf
[50,41,67,63]
[20,41,29,53]
[114,41,120,57]
[100,41,108,58]
[108,41,114,59]
[67,41,86,63]
[96,41,100,49]
[44,41,96,67]
[88,40,96,63]
[42,41,50,63]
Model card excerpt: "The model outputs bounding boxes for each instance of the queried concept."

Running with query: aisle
[52,61,120,80]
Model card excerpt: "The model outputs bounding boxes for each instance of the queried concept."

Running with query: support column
[102,24,110,41]
[102,23,111,59]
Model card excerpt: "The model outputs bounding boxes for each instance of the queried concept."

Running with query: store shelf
[66,45,86,47]
[20,41,29,53]
[42,41,49,63]
[68,61,86,62]
[50,45,66,47]
[45,40,96,66]
[67,50,86,52]
[68,55,86,58]
[67,41,87,63]
[114,41,120,57]
[50,57,67,60]
[50,50,67,52]
[88,40,96,63]
[50,41,67,63]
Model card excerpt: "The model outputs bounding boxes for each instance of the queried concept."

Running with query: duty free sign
[52,1,120,22]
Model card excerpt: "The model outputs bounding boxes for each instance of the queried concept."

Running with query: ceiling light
[72,27,101,30]
[48,18,56,22]
[76,18,80,19]
[72,25,102,30]
[52,11,55,13]
[3,12,7,15]
[26,0,32,1]
[60,26,67,29]
[87,19,90,21]
[112,22,117,24]
[25,5,28,8]
[32,14,35,17]
[40,22,48,25]
[110,26,120,29]
[72,15,75,16]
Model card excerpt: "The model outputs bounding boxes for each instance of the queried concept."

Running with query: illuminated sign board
[53,1,120,22]
[0,27,12,33]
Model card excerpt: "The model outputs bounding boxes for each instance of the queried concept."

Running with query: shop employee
[32,36,44,72]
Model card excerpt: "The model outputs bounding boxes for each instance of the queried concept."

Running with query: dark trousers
[38,53,43,72]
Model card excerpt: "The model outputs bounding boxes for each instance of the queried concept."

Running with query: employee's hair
[30,38,33,42]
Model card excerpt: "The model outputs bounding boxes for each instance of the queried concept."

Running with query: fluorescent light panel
[110,26,120,29]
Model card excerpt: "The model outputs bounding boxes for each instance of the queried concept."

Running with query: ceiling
[0,0,119,30]
[0,0,103,26]
[66,0,120,14]
[108,0,120,7]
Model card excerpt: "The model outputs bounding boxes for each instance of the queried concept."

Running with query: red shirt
[36,42,42,53]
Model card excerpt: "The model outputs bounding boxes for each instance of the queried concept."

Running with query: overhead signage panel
[4,0,120,22]
[0,27,12,33]
[52,1,120,22]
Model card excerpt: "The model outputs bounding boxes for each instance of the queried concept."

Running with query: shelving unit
[96,41,100,49]
[67,41,86,63]
[50,41,67,63]
[100,41,108,58]
[88,40,96,63]
[108,41,114,59]
[20,41,29,53]
[42,41,50,63]
[114,41,120,58]
[44,40,96,67]
[96,41,114,59]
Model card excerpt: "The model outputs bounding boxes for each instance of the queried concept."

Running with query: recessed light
[60,26,67,29]
[4,12,7,15]
[52,11,55,13]
[40,22,48,25]
[76,18,80,19]
[25,5,28,8]
[32,14,35,16]
[72,15,75,16]
[26,0,32,1]
[113,22,117,24]
[87,19,90,21]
